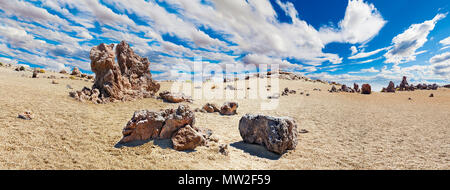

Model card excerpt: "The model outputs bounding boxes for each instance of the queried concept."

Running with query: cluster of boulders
[70,41,160,103]
[159,91,192,103]
[239,114,298,154]
[381,76,439,92]
[329,83,365,93]
[281,87,296,96]
[195,102,239,115]
[119,105,213,151]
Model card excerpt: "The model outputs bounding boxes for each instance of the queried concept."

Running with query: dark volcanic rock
[239,114,298,154]
[361,84,371,94]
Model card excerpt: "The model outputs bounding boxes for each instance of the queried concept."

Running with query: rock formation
[329,85,337,93]
[361,84,371,94]
[70,41,160,103]
[354,83,359,93]
[399,76,408,91]
[383,81,395,93]
[120,105,210,151]
[219,102,238,115]
[159,91,192,103]
[239,114,298,154]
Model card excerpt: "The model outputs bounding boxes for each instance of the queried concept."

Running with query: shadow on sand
[114,139,197,153]
[230,141,281,160]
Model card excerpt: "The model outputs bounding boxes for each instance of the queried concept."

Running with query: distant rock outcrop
[239,114,298,154]
[159,90,192,103]
[70,41,160,103]
[361,84,371,94]
[353,83,359,93]
[382,81,396,93]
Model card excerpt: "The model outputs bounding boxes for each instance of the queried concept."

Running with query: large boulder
[159,90,192,103]
[239,114,298,154]
[361,84,371,94]
[171,125,206,151]
[219,102,238,115]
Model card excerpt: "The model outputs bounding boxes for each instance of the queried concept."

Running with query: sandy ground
[0,66,449,169]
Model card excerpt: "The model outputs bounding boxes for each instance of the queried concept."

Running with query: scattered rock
[267,93,280,99]
[159,90,192,103]
[51,80,59,84]
[219,144,229,156]
[353,83,360,93]
[71,67,81,77]
[299,129,309,134]
[239,114,298,154]
[171,125,206,151]
[18,111,33,120]
[202,103,219,113]
[225,85,236,90]
[329,85,337,93]
[429,93,434,97]
[361,84,371,94]
[408,97,412,100]
[59,70,67,74]
[383,81,395,93]
[32,69,38,78]
[219,102,238,115]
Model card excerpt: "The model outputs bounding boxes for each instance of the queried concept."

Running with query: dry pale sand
[0,66,449,169]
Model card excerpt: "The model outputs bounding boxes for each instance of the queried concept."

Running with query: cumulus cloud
[319,0,386,44]
[350,46,358,55]
[242,54,302,70]
[384,13,447,64]
[429,52,450,77]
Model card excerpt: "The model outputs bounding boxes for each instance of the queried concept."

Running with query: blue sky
[0,0,449,89]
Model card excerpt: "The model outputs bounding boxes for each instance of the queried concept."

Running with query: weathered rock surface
[120,105,195,143]
[202,103,219,113]
[159,90,192,103]
[219,102,238,115]
[70,41,160,103]
[239,114,298,154]
[361,84,371,94]
[353,83,359,93]
[120,105,212,151]
[171,125,206,151]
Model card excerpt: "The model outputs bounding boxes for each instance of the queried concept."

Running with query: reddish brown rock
[219,102,238,115]
[361,84,371,94]
[385,81,395,93]
[202,103,219,113]
[120,105,195,143]
[399,76,408,91]
[59,70,67,74]
[159,90,192,103]
[70,41,160,103]
[171,125,206,151]
[18,111,33,120]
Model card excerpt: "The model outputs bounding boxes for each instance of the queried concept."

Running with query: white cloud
[350,46,358,55]
[319,0,386,44]
[429,52,450,77]
[360,67,379,73]
[384,13,447,64]
[242,54,302,70]
[348,46,390,59]
[439,36,450,46]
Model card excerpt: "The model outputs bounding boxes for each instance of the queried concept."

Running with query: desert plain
[0,65,449,169]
